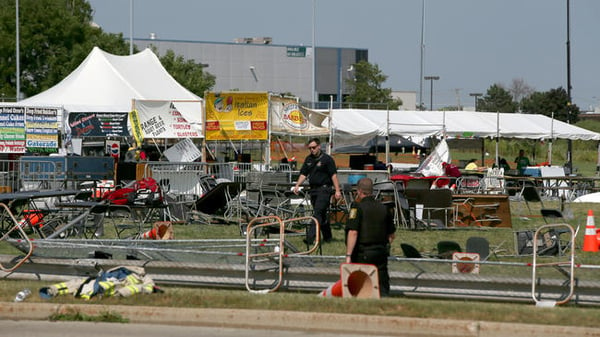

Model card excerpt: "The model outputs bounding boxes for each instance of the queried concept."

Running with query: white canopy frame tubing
[385,118,445,166]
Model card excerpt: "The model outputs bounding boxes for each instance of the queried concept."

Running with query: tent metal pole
[549,112,554,166]
[495,111,499,167]
[481,138,485,169]
[596,141,600,176]
[386,106,390,165]
[266,94,272,168]
[328,96,333,155]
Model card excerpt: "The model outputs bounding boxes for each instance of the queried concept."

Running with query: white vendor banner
[163,138,202,162]
[415,138,450,177]
[133,100,202,139]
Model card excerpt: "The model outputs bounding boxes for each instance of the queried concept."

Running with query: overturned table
[452,193,512,228]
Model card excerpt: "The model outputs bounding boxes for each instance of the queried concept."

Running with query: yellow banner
[129,109,144,145]
[205,92,269,140]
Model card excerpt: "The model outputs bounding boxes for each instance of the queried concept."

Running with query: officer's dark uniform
[299,152,337,243]
[346,195,395,296]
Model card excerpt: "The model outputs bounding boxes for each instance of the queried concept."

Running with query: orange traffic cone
[141,228,158,239]
[19,210,43,229]
[583,210,598,252]
[141,222,173,240]
[318,279,343,297]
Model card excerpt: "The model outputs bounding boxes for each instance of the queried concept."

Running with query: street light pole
[469,93,482,111]
[566,0,573,173]
[311,0,316,108]
[15,0,20,101]
[424,76,439,110]
[419,0,425,110]
[129,0,134,55]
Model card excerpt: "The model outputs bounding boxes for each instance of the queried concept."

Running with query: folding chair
[394,191,411,229]
[437,240,462,259]
[456,175,482,194]
[400,243,430,273]
[401,243,423,258]
[514,227,570,256]
[466,236,490,261]
[373,181,401,228]
[521,185,563,223]
[79,203,108,239]
[388,180,410,228]
[73,190,93,202]
[107,205,142,239]
[420,189,454,228]
[481,168,505,194]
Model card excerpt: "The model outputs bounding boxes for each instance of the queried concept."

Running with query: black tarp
[334,135,428,154]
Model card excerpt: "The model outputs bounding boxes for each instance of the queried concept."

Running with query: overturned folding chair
[521,185,563,223]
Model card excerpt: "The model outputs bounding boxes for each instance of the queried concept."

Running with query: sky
[88,0,600,111]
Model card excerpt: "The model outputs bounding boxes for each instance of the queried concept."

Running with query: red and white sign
[451,252,480,274]
[106,140,120,159]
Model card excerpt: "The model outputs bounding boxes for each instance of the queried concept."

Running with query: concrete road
[0,320,393,337]
[1,302,598,337]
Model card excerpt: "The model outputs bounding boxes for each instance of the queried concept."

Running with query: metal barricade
[531,223,575,307]
[19,159,61,191]
[0,159,20,193]
[205,162,236,182]
[0,203,34,272]
[244,215,320,293]
[143,162,237,187]
[144,162,213,200]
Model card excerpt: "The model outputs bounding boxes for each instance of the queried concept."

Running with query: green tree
[153,49,215,98]
[520,87,580,123]
[344,60,402,110]
[0,0,212,101]
[0,0,130,100]
[477,84,518,112]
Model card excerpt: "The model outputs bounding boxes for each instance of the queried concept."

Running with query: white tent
[18,46,203,132]
[329,109,600,151]
[328,109,600,167]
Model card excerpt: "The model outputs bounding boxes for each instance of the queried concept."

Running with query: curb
[1,302,599,337]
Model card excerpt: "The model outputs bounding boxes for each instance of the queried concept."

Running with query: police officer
[345,177,396,296]
[293,138,341,244]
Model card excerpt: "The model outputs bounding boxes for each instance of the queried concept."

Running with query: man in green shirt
[514,149,531,175]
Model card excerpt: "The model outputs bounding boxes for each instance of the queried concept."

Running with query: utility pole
[419,0,425,110]
[566,0,573,172]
